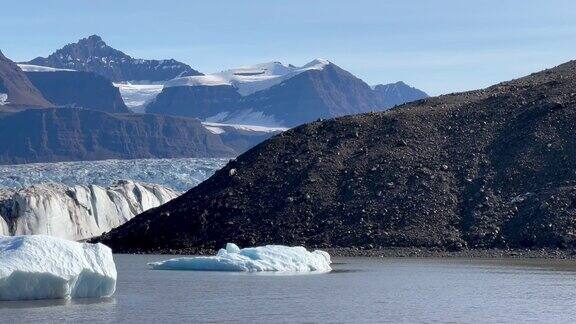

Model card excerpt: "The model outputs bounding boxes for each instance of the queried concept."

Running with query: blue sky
[1,0,575,95]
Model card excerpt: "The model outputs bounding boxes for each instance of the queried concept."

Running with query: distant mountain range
[147,60,429,127]
[26,35,202,82]
[0,50,279,164]
[0,35,428,163]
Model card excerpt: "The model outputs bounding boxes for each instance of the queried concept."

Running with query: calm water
[1,255,576,323]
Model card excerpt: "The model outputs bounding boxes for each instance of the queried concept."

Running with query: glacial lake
[1,255,576,323]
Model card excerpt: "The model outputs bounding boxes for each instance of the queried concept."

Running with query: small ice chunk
[226,243,241,254]
[0,235,117,301]
[148,243,332,272]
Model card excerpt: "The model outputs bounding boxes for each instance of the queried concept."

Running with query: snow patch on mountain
[204,110,284,127]
[165,59,331,96]
[0,180,179,241]
[17,64,75,72]
[165,74,230,88]
[113,82,164,111]
[202,122,288,134]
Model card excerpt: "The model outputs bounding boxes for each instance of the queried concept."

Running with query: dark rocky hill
[25,70,130,113]
[98,59,576,253]
[0,108,235,164]
[373,81,429,109]
[0,51,52,108]
[27,35,202,82]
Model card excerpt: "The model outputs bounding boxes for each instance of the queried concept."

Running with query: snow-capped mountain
[0,50,52,109]
[26,35,202,82]
[20,64,130,113]
[165,59,330,96]
[373,81,428,109]
[146,59,428,127]
[147,59,384,127]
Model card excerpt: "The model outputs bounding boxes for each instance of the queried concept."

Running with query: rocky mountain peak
[26,36,202,82]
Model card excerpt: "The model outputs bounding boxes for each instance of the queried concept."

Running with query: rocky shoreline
[325,247,576,259]
[111,246,576,259]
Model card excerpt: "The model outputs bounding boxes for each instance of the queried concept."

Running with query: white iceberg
[148,243,332,273]
[0,235,117,301]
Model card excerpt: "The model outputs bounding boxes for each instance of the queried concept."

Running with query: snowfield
[113,82,164,112]
[17,64,75,72]
[204,109,285,128]
[202,122,288,135]
[165,59,330,96]
[0,235,116,301]
[148,243,332,273]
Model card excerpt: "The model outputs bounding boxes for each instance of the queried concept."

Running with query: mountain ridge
[0,50,53,108]
[147,60,426,127]
[26,35,202,82]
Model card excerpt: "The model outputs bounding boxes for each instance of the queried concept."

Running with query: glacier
[0,158,227,192]
[165,59,330,96]
[113,82,164,112]
[0,180,179,241]
[148,243,332,273]
[0,235,116,301]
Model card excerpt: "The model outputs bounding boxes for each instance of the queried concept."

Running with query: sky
[1,0,576,95]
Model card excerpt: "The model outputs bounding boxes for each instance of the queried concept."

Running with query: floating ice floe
[0,235,117,301]
[148,243,332,273]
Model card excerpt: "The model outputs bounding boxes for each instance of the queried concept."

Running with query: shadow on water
[0,297,115,309]
[327,269,363,274]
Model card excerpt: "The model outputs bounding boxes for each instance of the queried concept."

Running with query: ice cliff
[0,235,116,300]
[149,243,332,272]
[0,180,179,241]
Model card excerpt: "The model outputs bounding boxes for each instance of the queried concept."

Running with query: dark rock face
[27,35,202,82]
[242,64,380,126]
[373,81,429,109]
[0,108,236,164]
[0,50,52,108]
[25,71,130,113]
[147,85,241,119]
[147,63,386,127]
[99,59,576,253]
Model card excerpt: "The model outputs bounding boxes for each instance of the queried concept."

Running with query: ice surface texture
[0,180,179,240]
[0,158,227,192]
[149,243,332,272]
[0,235,117,301]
